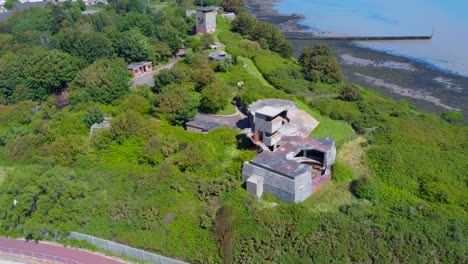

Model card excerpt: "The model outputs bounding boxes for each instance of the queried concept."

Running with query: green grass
[217,20,355,144]
[303,180,355,212]
[148,0,174,10]
[238,56,272,87]
[216,101,237,115]
[0,167,5,185]
[295,100,355,144]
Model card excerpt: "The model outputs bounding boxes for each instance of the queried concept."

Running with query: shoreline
[244,0,468,117]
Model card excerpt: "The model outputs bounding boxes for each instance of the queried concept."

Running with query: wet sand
[245,0,468,117]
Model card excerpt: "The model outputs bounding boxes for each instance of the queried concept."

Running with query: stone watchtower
[196,8,217,34]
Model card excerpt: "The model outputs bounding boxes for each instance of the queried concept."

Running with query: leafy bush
[298,44,342,84]
[351,176,378,201]
[441,111,464,124]
[70,58,130,104]
[200,82,232,113]
[84,106,104,128]
[332,162,354,182]
[155,83,200,125]
[339,83,362,102]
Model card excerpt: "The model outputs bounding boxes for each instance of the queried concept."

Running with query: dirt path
[0,238,129,264]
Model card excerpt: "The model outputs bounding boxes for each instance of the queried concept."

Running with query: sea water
[273,0,468,77]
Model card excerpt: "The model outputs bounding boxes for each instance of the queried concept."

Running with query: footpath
[0,237,129,264]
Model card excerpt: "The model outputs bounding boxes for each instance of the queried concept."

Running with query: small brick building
[196,7,217,34]
[127,61,152,77]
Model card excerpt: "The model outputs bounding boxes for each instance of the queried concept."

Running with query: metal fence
[67,232,187,264]
[0,247,78,264]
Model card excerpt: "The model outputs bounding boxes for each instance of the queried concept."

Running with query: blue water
[273,0,468,77]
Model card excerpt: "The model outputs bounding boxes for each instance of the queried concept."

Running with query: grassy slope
[216,18,354,143]
[303,136,369,212]
[216,101,236,115]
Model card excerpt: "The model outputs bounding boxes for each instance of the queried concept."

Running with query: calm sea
[273,0,468,77]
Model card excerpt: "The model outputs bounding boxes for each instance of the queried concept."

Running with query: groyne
[284,33,433,41]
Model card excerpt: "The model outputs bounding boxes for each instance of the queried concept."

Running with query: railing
[0,247,78,264]
[67,232,187,264]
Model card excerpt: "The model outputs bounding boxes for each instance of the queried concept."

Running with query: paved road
[131,57,181,87]
[0,238,129,264]
[186,103,250,132]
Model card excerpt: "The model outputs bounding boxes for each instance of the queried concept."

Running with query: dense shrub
[351,176,378,201]
[441,111,464,124]
[299,44,342,84]
[332,162,354,182]
[339,83,362,102]
[83,106,104,128]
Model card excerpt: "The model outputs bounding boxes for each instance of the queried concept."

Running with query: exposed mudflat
[245,0,468,117]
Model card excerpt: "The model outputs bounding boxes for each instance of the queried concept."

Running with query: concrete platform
[281,109,319,137]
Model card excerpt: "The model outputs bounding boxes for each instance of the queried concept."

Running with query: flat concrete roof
[250,136,335,179]
[185,119,220,132]
[255,106,285,118]
[247,174,264,184]
[248,99,297,115]
[197,7,217,13]
[127,61,152,69]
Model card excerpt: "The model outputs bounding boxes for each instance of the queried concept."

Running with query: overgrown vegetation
[0,0,466,263]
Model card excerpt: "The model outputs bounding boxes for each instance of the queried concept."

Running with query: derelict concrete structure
[196,8,217,34]
[242,99,336,203]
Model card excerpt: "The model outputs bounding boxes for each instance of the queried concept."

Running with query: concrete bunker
[241,99,335,203]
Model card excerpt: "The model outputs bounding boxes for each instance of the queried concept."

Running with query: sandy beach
[244,0,468,117]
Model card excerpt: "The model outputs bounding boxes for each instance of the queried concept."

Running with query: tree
[121,12,156,37]
[251,21,292,58]
[231,13,257,37]
[76,0,86,11]
[122,94,151,114]
[299,44,342,84]
[46,135,89,166]
[154,23,182,53]
[200,33,214,49]
[52,29,112,64]
[4,0,14,10]
[200,82,231,113]
[70,58,130,104]
[84,106,104,128]
[114,28,150,62]
[114,0,146,14]
[149,41,172,63]
[156,83,200,125]
[153,65,191,92]
[26,48,81,99]
[441,111,464,124]
[191,55,215,91]
[222,0,245,13]
[109,110,147,140]
[340,83,362,102]
[6,6,53,35]
[184,36,203,52]
[0,53,28,102]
